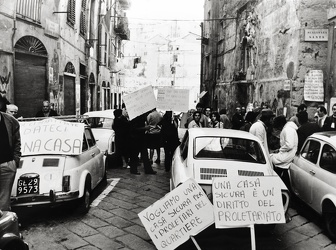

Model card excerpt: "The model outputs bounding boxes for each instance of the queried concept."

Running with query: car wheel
[78,179,91,214]
[324,211,336,241]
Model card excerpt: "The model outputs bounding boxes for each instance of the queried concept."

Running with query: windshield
[87,117,113,129]
[194,136,266,164]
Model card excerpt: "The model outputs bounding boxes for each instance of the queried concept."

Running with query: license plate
[17,177,39,196]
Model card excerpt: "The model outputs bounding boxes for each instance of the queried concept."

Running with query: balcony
[114,16,130,40]
[119,0,130,10]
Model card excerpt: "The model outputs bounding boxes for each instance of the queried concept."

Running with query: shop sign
[304,29,328,41]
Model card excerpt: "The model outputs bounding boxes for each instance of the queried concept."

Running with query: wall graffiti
[0,66,11,98]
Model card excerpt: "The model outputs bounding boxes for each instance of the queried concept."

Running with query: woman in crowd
[209,111,224,128]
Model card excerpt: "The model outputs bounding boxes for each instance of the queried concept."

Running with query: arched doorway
[14,36,48,117]
[64,62,76,115]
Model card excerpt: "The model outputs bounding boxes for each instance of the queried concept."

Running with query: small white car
[11,118,106,214]
[171,128,290,214]
[289,131,336,241]
[83,110,115,166]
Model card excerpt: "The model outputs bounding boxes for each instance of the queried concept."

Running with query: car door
[290,139,321,204]
[310,143,336,213]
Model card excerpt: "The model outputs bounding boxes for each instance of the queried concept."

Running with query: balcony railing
[114,17,130,40]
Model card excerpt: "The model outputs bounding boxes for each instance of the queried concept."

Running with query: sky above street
[126,0,204,22]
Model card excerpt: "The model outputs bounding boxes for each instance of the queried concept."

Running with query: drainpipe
[11,2,17,103]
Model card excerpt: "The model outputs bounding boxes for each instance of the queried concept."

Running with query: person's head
[297,104,307,113]
[241,106,246,115]
[196,103,204,113]
[193,111,202,123]
[113,109,122,118]
[272,115,287,131]
[164,110,173,121]
[210,111,220,122]
[42,100,51,113]
[297,111,308,125]
[6,104,18,117]
[204,107,211,117]
[219,108,227,115]
[317,105,327,117]
[332,103,336,117]
[260,108,275,126]
[235,107,241,114]
[245,111,256,123]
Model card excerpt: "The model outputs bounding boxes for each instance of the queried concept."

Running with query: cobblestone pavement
[17,160,336,250]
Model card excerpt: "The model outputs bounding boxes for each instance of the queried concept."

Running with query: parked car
[83,110,115,167]
[0,210,29,250]
[11,118,106,214]
[289,131,336,241]
[171,128,290,214]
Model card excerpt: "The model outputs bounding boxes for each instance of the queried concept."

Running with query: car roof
[308,131,336,145]
[187,128,259,140]
[83,109,115,118]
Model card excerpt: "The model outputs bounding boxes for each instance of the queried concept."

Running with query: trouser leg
[0,161,16,211]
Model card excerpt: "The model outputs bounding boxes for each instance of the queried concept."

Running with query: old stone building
[0,0,129,117]
[202,0,335,119]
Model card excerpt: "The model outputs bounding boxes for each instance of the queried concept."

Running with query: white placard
[304,70,324,102]
[138,178,214,250]
[123,85,157,120]
[20,118,84,156]
[212,176,285,228]
[304,29,328,41]
[157,88,189,112]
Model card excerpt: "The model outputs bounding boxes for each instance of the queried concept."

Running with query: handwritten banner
[20,118,85,156]
[212,176,285,228]
[138,178,214,250]
[123,85,157,120]
[304,70,324,102]
[157,88,189,112]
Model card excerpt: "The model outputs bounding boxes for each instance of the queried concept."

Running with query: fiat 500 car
[289,131,336,241]
[0,210,28,250]
[171,128,290,214]
[83,110,115,167]
[11,118,106,214]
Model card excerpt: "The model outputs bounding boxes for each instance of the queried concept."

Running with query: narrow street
[14,160,336,250]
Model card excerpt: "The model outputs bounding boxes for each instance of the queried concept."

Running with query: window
[301,140,320,164]
[84,128,96,147]
[180,131,189,161]
[80,0,87,36]
[82,135,88,151]
[16,0,42,23]
[67,0,76,27]
[320,144,336,173]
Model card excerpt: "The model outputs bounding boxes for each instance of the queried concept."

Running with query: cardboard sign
[138,178,214,250]
[157,88,189,112]
[304,70,324,102]
[123,85,157,120]
[20,118,85,156]
[213,176,285,228]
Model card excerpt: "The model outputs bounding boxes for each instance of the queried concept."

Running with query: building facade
[0,0,129,118]
[202,0,335,118]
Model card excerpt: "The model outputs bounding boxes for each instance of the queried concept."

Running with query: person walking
[112,109,130,168]
[0,111,21,210]
[188,111,202,128]
[160,111,180,172]
[128,112,157,175]
[35,100,58,117]
[209,111,224,128]
[323,103,336,131]
[146,108,163,164]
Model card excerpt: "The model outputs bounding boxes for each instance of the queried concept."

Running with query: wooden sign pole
[249,225,256,250]
[190,236,202,250]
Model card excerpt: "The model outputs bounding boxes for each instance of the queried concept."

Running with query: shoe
[145,170,157,175]
[155,159,160,164]
[130,171,141,175]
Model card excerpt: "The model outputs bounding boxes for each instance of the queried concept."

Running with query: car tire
[324,211,336,241]
[78,179,91,214]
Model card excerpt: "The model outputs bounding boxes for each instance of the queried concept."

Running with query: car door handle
[90,153,95,157]
[309,170,316,175]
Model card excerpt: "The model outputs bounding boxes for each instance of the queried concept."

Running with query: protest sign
[123,85,157,120]
[138,178,214,250]
[157,88,189,112]
[304,70,324,102]
[212,176,285,228]
[20,118,85,156]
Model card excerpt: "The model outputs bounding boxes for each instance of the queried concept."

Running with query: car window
[301,139,320,164]
[88,117,113,129]
[180,130,189,160]
[194,136,266,164]
[320,144,336,173]
[84,128,96,148]
[82,134,89,152]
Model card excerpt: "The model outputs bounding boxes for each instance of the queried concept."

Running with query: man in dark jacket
[0,111,21,210]
[323,103,336,131]
[297,111,321,152]
[35,100,58,117]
